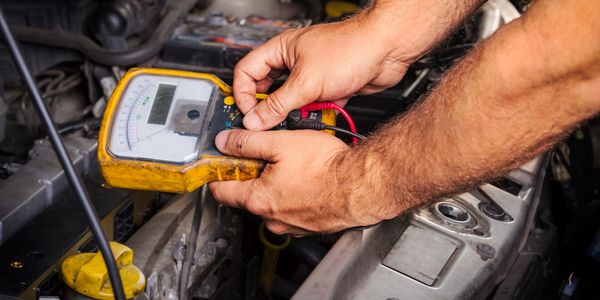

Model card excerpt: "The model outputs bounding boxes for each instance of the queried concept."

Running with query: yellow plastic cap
[61,242,145,300]
[223,96,235,106]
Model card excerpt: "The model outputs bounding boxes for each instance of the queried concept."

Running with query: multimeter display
[108,74,217,164]
[147,84,176,125]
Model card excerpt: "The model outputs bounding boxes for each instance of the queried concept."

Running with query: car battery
[161,14,311,71]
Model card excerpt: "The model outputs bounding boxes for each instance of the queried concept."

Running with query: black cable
[286,110,367,142]
[11,0,196,66]
[0,8,126,300]
[179,185,207,300]
[323,125,367,141]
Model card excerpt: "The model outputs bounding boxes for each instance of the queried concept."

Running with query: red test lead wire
[300,101,359,144]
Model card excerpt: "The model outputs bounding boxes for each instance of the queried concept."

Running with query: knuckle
[207,183,222,199]
[243,178,272,217]
[277,28,298,44]
[227,131,252,154]
[246,199,270,217]
[233,60,246,73]
[233,60,255,80]
[265,222,288,235]
[289,72,320,100]
[264,93,287,117]
[233,62,243,75]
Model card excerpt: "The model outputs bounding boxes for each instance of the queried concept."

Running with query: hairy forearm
[337,0,600,224]
[358,0,485,61]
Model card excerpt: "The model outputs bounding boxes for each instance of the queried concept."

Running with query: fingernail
[215,131,230,150]
[243,112,261,130]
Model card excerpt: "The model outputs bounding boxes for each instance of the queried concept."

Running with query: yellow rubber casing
[61,242,145,300]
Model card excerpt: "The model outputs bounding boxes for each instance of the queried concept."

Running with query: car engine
[0,0,598,299]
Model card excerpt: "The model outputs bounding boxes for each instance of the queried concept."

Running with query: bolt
[476,243,495,261]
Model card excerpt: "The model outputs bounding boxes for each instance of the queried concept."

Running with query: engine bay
[0,0,598,299]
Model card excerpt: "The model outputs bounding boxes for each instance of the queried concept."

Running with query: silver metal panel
[383,226,458,286]
[295,154,549,300]
[0,136,97,244]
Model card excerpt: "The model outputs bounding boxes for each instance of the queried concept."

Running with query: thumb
[243,72,317,130]
[215,129,279,161]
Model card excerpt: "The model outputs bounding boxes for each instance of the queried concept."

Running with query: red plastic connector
[300,101,358,144]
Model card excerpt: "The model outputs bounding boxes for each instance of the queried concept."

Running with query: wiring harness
[287,102,366,143]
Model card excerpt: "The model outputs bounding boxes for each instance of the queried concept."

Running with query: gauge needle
[130,127,167,148]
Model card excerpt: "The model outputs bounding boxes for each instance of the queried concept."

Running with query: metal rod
[0,8,126,300]
[179,185,207,299]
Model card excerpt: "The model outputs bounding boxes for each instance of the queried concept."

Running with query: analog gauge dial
[108,74,217,164]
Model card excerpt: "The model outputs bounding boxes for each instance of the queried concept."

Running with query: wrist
[331,146,402,225]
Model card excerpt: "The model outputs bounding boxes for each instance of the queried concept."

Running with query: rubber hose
[11,0,196,66]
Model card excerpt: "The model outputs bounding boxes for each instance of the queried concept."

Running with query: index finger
[233,34,288,114]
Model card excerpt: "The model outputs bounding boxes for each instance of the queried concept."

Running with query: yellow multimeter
[98,68,335,193]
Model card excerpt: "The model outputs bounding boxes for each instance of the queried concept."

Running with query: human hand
[233,15,414,131]
[208,129,390,235]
